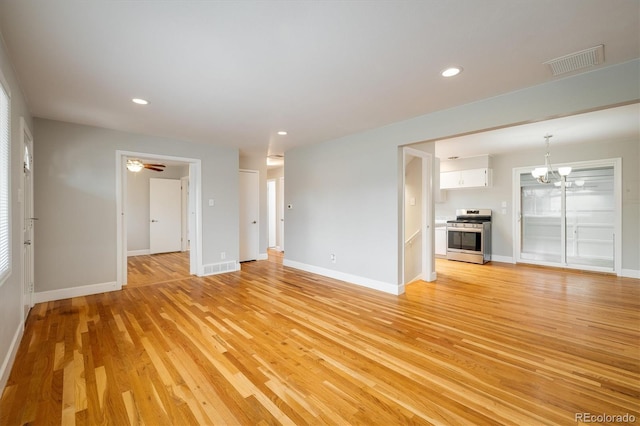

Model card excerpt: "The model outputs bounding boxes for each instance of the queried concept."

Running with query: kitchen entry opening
[514,158,621,274]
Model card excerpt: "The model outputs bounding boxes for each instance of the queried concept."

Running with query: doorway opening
[116,151,202,287]
[267,176,285,252]
[402,147,435,286]
[20,118,34,322]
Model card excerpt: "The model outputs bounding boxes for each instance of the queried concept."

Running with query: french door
[516,159,621,274]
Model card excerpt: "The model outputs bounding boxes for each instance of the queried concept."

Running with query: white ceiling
[0,1,638,158]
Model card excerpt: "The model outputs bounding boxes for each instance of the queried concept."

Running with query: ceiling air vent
[544,45,604,76]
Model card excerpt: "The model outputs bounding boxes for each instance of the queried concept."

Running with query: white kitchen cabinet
[440,168,492,189]
[435,226,447,256]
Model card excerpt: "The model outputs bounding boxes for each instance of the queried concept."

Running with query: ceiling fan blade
[145,163,166,168]
[145,166,165,172]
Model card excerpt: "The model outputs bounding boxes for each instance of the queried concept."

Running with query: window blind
[0,79,10,284]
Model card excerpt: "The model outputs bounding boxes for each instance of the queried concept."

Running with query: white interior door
[267,179,276,247]
[239,170,259,261]
[21,119,34,322]
[277,177,284,252]
[180,175,189,252]
[150,178,182,254]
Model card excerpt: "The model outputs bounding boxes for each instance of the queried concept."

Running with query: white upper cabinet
[440,167,492,189]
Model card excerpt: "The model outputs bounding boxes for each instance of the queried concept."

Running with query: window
[0,74,10,286]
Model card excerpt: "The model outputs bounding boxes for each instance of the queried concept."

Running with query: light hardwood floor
[1,255,638,425]
[127,252,192,287]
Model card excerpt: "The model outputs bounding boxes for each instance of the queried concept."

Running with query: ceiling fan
[126,159,166,172]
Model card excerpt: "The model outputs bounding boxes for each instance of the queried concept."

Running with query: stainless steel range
[446,209,492,264]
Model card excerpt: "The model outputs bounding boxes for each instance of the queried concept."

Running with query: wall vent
[203,261,238,276]
[544,45,604,76]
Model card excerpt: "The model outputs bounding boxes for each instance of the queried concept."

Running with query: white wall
[0,34,34,392]
[127,165,189,253]
[284,60,640,293]
[33,118,239,293]
[435,137,640,273]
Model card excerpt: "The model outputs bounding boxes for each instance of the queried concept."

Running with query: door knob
[24,240,31,246]
[151,219,159,223]
[252,221,257,224]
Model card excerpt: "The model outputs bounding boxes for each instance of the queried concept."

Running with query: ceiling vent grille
[544,45,604,76]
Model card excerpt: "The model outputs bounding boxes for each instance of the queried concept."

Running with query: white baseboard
[34,281,121,304]
[0,320,24,395]
[621,269,640,279]
[283,259,403,295]
[258,253,269,261]
[128,249,150,257]
[491,255,515,264]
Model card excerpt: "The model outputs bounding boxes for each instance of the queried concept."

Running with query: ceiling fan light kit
[126,159,166,173]
[126,159,144,172]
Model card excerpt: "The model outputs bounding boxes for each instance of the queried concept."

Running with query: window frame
[0,69,11,287]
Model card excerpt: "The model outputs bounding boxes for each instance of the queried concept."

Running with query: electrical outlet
[330,253,336,263]
[220,251,226,260]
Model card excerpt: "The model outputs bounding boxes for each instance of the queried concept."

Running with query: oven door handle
[447,227,483,233]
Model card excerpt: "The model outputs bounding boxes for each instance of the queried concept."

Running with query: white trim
[33,281,120,304]
[283,259,403,295]
[127,249,150,257]
[0,320,23,395]
[116,151,203,285]
[621,269,640,279]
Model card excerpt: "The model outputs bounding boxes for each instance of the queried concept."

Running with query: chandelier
[531,134,571,184]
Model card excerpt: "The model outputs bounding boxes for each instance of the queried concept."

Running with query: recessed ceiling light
[132,98,149,105]
[441,67,462,77]
[277,131,288,135]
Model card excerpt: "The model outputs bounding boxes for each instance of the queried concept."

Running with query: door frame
[20,117,34,322]
[116,151,202,286]
[401,147,435,285]
[512,157,622,275]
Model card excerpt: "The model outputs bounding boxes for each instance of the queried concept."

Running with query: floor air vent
[203,261,237,275]
[544,45,604,76]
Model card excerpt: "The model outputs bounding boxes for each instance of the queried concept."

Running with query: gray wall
[127,165,189,252]
[285,60,640,292]
[34,118,239,292]
[435,137,640,271]
[0,34,34,390]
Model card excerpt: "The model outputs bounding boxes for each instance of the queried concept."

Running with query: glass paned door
[565,167,615,269]
[520,174,562,263]
[519,164,616,272]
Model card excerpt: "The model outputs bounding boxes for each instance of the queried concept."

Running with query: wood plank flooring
[127,252,191,287]
[1,256,638,425]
